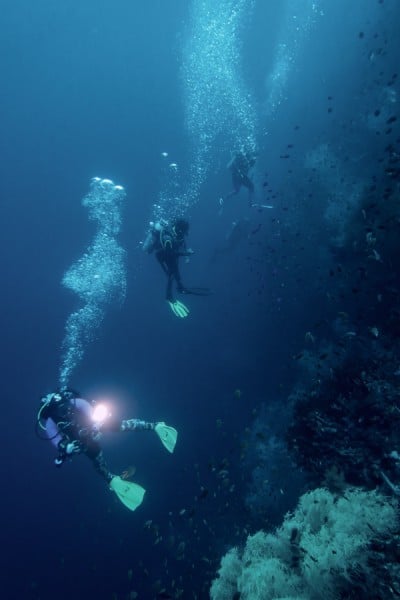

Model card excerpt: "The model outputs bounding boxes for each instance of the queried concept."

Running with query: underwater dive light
[92,403,111,425]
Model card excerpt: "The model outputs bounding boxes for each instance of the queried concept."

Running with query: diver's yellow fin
[168,300,189,318]
[155,422,178,453]
[110,476,146,511]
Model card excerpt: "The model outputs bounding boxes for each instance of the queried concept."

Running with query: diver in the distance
[143,217,210,318]
[36,388,178,511]
[223,150,257,207]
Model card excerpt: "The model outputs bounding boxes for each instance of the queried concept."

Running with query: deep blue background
[0,1,399,598]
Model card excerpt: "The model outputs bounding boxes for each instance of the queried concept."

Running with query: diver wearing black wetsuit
[154,219,193,302]
[225,151,256,205]
[143,218,194,303]
[142,218,210,317]
[37,388,154,482]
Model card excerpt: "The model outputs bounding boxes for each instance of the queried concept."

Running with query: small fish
[218,469,229,479]
[368,249,381,261]
[338,311,348,319]
[198,487,209,500]
[305,331,315,344]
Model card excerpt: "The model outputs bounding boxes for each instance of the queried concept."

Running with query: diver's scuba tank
[35,388,80,439]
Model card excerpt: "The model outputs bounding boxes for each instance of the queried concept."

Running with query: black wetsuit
[232,155,254,192]
[42,394,151,482]
[143,222,210,301]
[150,227,191,301]
[226,152,256,204]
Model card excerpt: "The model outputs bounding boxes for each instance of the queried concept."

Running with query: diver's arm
[142,230,156,253]
[177,239,194,257]
[53,434,71,466]
[55,438,82,466]
[45,414,69,466]
[45,418,63,448]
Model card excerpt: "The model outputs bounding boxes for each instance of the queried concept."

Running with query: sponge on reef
[210,487,398,600]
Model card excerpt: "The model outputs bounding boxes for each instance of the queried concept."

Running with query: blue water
[1,1,399,598]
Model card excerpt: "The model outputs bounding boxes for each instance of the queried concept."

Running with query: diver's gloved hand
[184,249,194,263]
[168,300,189,318]
[66,441,82,455]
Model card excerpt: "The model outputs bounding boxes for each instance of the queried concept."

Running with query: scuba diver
[222,150,257,207]
[36,388,178,511]
[142,217,210,318]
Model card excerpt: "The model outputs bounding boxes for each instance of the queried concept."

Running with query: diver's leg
[166,273,174,301]
[166,256,186,295]
[224,173,241,201]
[224,185,240,201]
[156,251,169,275]
[174,263,186,294]
[224,189,238,201]
[85,444,113,483]
[121,419,155,431]
[243,176,255,206]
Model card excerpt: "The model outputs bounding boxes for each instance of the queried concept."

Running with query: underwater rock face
[211,487,400,600]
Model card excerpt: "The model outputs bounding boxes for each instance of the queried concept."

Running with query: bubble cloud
[59,177,126,387]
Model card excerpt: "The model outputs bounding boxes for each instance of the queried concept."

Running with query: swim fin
[109,476,146,511]
[155,422,178,453]
[181,287,212,296]
[168,300,189,318]
[251,203,274,209]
